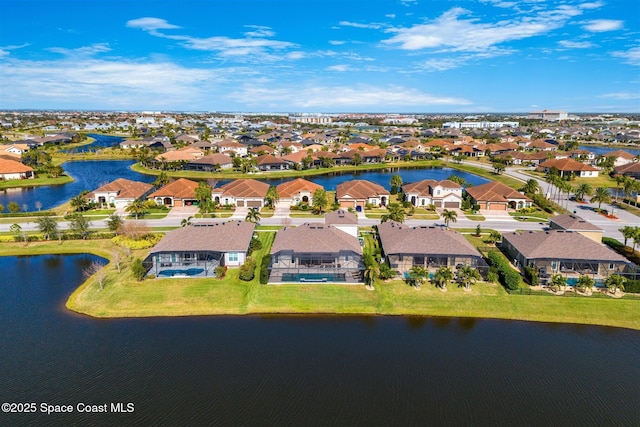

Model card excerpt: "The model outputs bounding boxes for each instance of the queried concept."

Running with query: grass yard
[0,174,73,189]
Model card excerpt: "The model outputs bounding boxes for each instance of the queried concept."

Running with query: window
[551,261,557,270]
[228,252,239,262]
[609,263,615,270]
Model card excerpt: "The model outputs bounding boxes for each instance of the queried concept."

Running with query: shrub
[112,234,163,249]
[215,265,227,279]
[524,266,538,286]
[487,251,522,290]
[131,258,147,281]
[260,254,271,284]
[248,237,263,255]
[238,257,257,281]
[379,262,397,280]
[624,279,640,293]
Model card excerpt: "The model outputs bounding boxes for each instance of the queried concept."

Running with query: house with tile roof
[604,150,637,167]
[276,178,323,206]
[186,153,233,172]
[336,179,390,211]
[465,181,532,211]
[145,221,255,278]
[268,223,364,283]
[0,158,35,180]
[538,158,600,177]
[148,178,200,207]
[89,178,154,209]
[501,230,634,280]
[212,178,269,208]
[378,221,487,276]
[255,154,289,171]
[402,179,463,209]
[614,162,640,179]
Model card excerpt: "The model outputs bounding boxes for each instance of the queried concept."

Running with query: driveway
[231,206,249,220]
[165,205,199,220]
[273,201,291,218]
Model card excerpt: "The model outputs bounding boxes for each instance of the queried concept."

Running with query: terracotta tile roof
[155,148,202,162]
[93,178,153,199]
[255,154,288,166]
[538,158,599,172]
[271,223,362,255]
[605,150,636,160]
[465,181,531,203]
[378,221,482,257]
[337,179,389,199]
[503,230,627,261]
[214,179,269,198]
[614,162,640,174]
[0,158,33,173]
[276,178,323,198]
[249,145,277,154]
[150,221,255,253]
[149,178,199,199]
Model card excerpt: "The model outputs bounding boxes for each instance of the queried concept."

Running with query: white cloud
[47,43,112,56]
[326,64,350,72]
[612,46,640,66]
[579,2,605,10]
[400,0,418,6]
[386,14,396,19]
[558,40,594,49]
[126,17,181,33]
[329,40,347,45]
[383,5,591,52]
[338,21,383,30]
[582,19,624,32]
[0,43,30,57]
[229,83,471,109]
[598,92,639,100]
[244,25,275,38]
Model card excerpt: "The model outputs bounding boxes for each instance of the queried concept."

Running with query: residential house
[605,150,637,167]
[89,178,154,209]
[145,221,255,278]
[538,158,600,178]
[268,223,364,283]
[501,230,634,281]
[0,158,35,180]
[402,179,463,209]
[216,140,248,156]
[465,181,532,211]
[186,153,233,172]
[276,178,323,206]
[154,146,204,163]
[148,178,200,207]
[249,145,278,156]
[548,214,603,243]
[3,143,31,157]
[255,154,289,171]
[614,162,640,179]
[336,179,390,211]
[377,221,487,276]
[324,209,358,237]
[212,178,269,208]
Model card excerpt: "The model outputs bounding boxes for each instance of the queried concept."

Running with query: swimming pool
[281,273,347,282]
[565,277,605,287]
[158,268,205,277]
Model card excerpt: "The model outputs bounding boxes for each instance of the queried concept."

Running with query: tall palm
[433,266,453,290]
[364,264,380,289]
[70,194,89,212]
[591,187,612,211]
[381,203,405,223]
[245,207,261,224]
[573,183,592,203]
[390,174,403,194]
[619,226,635,247]
[265,185,279,208]
[521,179,539,195]
[622,177,640,206]
[407,265,428,288]
[126,199,146,220]
[631,227,640,252]
[614,174,626,202]
[441,209,458,228]
[456,265,481,290]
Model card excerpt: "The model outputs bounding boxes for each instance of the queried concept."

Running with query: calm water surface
[579,145,640,156]
[1,255,639,426]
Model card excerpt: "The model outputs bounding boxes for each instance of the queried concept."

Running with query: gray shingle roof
[271,223,362,255]
[549,214,603,232]
[377,221,482,257]
[150,221,255,253]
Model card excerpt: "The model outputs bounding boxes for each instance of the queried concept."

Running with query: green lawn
[448,162,524,188]
[2,234,638,330]
[0,174,73,189]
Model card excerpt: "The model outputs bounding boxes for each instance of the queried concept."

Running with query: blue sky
[1,0,638,112]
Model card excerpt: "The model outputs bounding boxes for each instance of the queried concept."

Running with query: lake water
[1,255,639,426]
[63,134,126,153]
[579,145,640,156]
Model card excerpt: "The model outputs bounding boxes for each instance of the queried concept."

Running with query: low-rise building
[548,214,603,243]
[0,158,35,180]
[276,178,323,206]
[89,178,154,209]
[212,178,269,208]
[402,179,463,209]
[148,178,200,207]
[324,208,358,237]
[465,181,532,211]
[336,179,389,211]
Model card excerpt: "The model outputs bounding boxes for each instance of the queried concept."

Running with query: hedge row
[487,251,521,290]
[0,211,56,218]
[239,257,257,281]
[260,254,271,284]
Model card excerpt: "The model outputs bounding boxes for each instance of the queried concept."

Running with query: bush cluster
[238,257,257,281]
[524,266,539,286]
[623,279,640,293]
[214,265,227,279]
[260,254,271,284]
[248,237,263,256]
[112,234,162,249]
[487,251,521,290]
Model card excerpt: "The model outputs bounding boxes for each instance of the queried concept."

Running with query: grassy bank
[447,162,524,188]
[2,236,638,330]
[0,174,73,189]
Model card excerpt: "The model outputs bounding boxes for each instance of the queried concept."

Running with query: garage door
[489,203,506,210]
[236,200,245,207]
[247,200,262,208]
[444,201,459,208]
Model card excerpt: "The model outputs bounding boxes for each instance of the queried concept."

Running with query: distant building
[442,121,519,129]
[528,110,568,121]
[289,115,332,124]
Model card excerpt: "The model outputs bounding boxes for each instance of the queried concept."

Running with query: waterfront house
[377,221,487,276]
[0,158,35,180]
[465,181,532,211]
[548,214,603,243]
[268,223,364,283]
[145,221,255,278]
[501,230,633,280]
[89,178,154,209]
[155,146,204,162]
[148,178,200,207]
[538,158,599,178]
[324,208,358,237]
[255,154,289,171]
[614,162,640,179]
[211,178,269,208]
[605,150,636,167]
[336,179,390,211]
[216,140,248,156]
[402,179,463,209]
[186,153,233,172]
[276,178,323,207]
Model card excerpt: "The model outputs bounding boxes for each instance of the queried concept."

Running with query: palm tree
[573,183,592,203]
[619,226,636,247]
[440,209,457,228]
[550,273,566,292]
[181,216,193,227]
[433,266,453,290]
[245,207,261,224]
[575,275,594,293]
[407,265,428,289]
[520,179,540,195]
[381,203,405,223]
[622,177,640,206]
[390,174,403,195]
[265,185,279,208]
[604,274,625,295]
[456,265,481,290]
[36,216,58,241]
[154,171,170,188]
[614,174,626,202]
[364,263,380,290]
[195,181,212,208]
[70,194,89,212]
[631,227,640,252]
[590,187,612,211]
[312,188,328,214]
[125,199,146,220]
